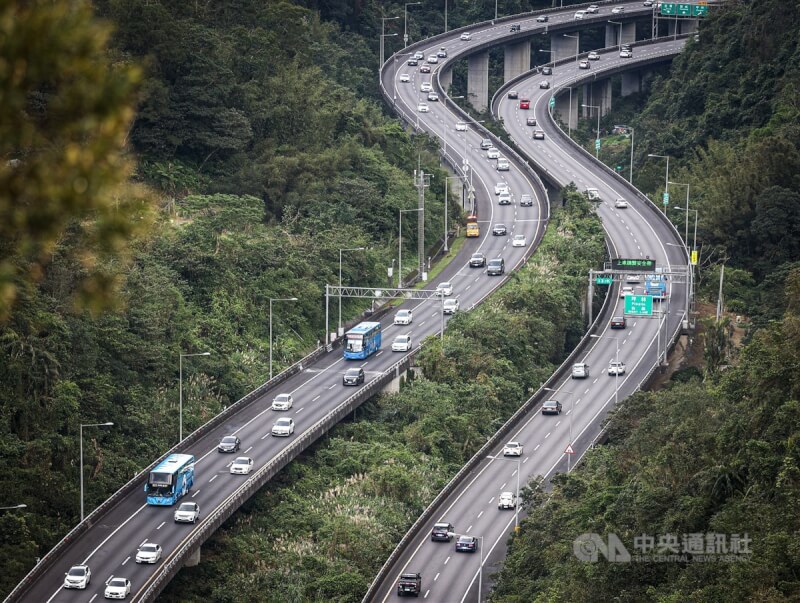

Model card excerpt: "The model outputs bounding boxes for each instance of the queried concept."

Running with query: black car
[431,522,454,542]
[469,252,486,267]
[343,367,365,386]
[492,223,507,236]
[487,258,505,276]
[407,58,418,66]
[217,435,240,453]
[397,573,421,597]
[507,90,519,99]
[542,66,552,75]
[610,315,627,329]
[509,23,521,32]
[455,535,478,553]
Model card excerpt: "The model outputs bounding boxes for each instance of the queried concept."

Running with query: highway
[369,16,688,603]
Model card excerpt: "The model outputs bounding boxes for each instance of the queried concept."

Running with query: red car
[519,98,530,110]
[610,315,627,329]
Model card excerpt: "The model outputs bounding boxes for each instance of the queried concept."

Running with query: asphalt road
[370,30,688,603]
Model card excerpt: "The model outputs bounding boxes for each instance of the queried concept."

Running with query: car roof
[346,367,362,373]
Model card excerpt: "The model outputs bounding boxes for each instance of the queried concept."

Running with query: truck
[397,573,421,597]
[644,274,667,300]
[466,214,479,237]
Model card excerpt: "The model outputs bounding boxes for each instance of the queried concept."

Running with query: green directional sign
[595,276,613,285]
[692,4,708,16]
[662,191,670,205]
[660,2,676,15]
[595,139,601,150]
[612,258,656,272]
[625,294,653,316]
[677,3,692,16]
[549,96,555,109]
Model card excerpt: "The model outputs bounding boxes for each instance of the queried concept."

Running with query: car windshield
[507,442,520,448]
[396,336,410,343]
[221,436,236,444]
[275,394,289,402]
[514,235,524,240]
[178,503,195,511]
[234,457,249,464]
[346,368,360,376]
[397,310,409,317]
[276,419,291,426]
[68,567,86,576]
[109,578,126,587]
[439,282,451,289]
[457,536,473,543]
[141,544,157,552]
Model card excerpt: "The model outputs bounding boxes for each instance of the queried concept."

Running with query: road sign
[677,3,692,15]
[611,258,656,272]
[662,191,670,205]
[549,96,555,109]
[691,249,698,265]
[660,2,676,15]
[625,294,653,316]
[595,138,601,150]
[564,444,575,455]
[595,276,613,285]
[692,4,708,16]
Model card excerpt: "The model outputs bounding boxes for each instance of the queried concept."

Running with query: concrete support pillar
[682,18,699,33]
[439,67,452,93]
[594,79,612,116]
[581,83,591,118]
[551,32,579,62]
[667,18,678,37]
[381,372,402,394]
[467,51,489,113]
[605,24,617,48]
[554,91,577,130]
[504,40,531,82]
[185,547,201,567]
[621,21,636,45]
[621,71,640,96]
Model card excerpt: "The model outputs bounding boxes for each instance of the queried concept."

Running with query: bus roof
[151,453,195,474]
[346,321,381,335]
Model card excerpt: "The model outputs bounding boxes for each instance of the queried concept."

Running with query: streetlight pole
[444,175,466,252]
[179,351,211,442]
[380,16,400,76]
[404,2,421,47]
[80,421,113,521]
[0,504,26,511]
[648,153,670,214]
[269,298,297,380]
[398,208,423,288]
[338,247,365,336]
[669,182,691,250]
[581,104,601,158]
[629,127,635,183]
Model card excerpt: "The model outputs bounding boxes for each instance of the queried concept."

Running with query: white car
[574,10,586,19]
[64,565,91,589]
[455,121,467,131]
[496,158,510,171]
[539,80,550,89]
[620,285,634,298]
[104,577,131,600]
[413,51,424,60]
[442,299,459,315]
[620,49,632,58]
[494,182,509,195]
[436,282,453,296]
[626,274,642,284]
[420,81,432,92]
[512,234,526,247]
[272,417,295,437]
[487,147,500,159]
[427,55,439,64]
[612,5,625,13]
[135,542,162,564]
[394,309,413,325]
[392,334,412,352]
[460,32,472,41]
[417,103,429,113]
[586,4,599,13]
[230,456,254,475]
[579,60,590,69]
[503,441,523,456]
[498,491,517,509]
[174,501,200,523]
[608,360,626,376]
[615,198,629,209]
[588,51,600,60]
[271,393,293,411]
[498,192,512,205]
[585,188,601,201]
[399,73,410,83]
[572,363,590,379]
[427,92,439,102]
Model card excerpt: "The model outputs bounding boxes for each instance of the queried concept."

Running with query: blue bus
[645,274,667,300]
[145,453,195,506]
[344,321,382,360]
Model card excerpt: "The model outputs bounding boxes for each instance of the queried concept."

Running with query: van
[487,258,505,276]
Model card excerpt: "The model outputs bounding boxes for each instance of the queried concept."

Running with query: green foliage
[159,195,606,602]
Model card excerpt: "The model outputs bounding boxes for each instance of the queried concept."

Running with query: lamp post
[544,386,577,471]
[80,421,113,521]
[590,334,620,407]
[338,247,366,336]
[398,208,423,288]
[269,298,297,380]
[647,153,670,214]
[179,351,211,442]
[0,504,26,511]
[404,2,421,47]
[581,104,601,158]
[380,16,400,76]
[444,175,466,252]
[628,127,635,183]
[563,33,579,68]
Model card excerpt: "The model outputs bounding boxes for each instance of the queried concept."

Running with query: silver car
[174,501,200,523]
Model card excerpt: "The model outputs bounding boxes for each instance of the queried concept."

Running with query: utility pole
[716,263,725,321]
[415,168,428,280]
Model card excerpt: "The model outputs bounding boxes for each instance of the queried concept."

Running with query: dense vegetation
[160,189,605,603]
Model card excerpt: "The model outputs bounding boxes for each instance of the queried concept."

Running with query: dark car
[507,90,519,99]
[217,435,240,453]
[536,15,549,22]
[455,535,478,553]
[397,573,421,597]
[509,23,521,32]
[542,66,552,75]
[487,258,505,276]
[480,138,493,150]
[420,64,431,73]
[492,223,507,236]
[431,522,454,542]
[469,252,486,267]
[343,367,365,386]
[407,58,418,66]
[610,315,627,329]
[542,400,562,415]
